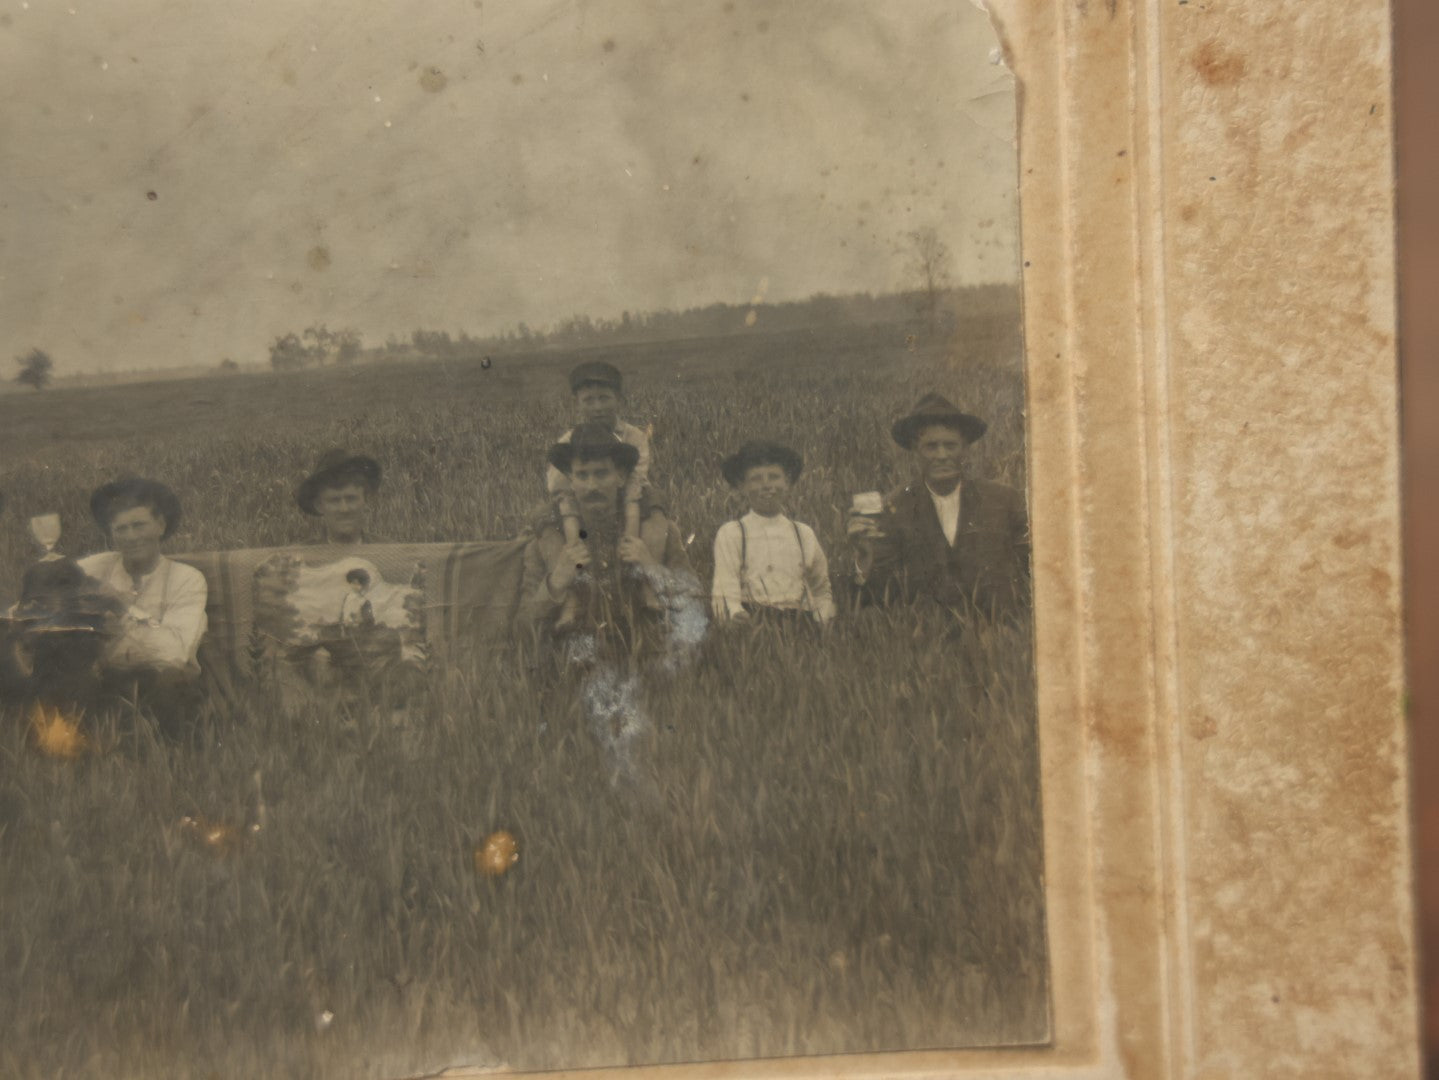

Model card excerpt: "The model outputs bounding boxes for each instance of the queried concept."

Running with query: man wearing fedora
[296,449,384,547]
[518,421,699,650]
[848,393,1030,619]
[72,477,209,732]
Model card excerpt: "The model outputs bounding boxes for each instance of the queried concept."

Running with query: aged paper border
[433,0,1414,1077]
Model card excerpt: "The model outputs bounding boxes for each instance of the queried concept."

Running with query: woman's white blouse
[77,552,208,674]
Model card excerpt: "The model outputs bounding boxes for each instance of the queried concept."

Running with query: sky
[0,0,1017,373]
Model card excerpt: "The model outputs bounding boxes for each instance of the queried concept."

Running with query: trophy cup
[10,513,115,700]
[18,512,90,622]
[29,513,62,561]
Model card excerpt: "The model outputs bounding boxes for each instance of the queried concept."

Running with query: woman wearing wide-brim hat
[295,449,383,546]
[79,477,207,667]
[848,392,1029,619]
[90,476,186,541]
[70,476,210,736]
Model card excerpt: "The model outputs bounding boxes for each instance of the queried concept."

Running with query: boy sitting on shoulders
[544,360,660,628]
[547,360,652,545]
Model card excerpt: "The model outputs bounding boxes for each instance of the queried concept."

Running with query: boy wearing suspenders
[711,441,836,627]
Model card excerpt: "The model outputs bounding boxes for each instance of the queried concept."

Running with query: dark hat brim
[296,454,382,516]
[891,409,988,450]
[89,478,183,541]
[547,439,641,475]
[721,443,804,488]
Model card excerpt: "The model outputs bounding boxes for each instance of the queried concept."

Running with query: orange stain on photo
[476,830,520,876]
[29,702,89,760]
[178,815,244,855]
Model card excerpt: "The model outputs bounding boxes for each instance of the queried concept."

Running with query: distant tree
[14,348,53,390]
[905,227,953,334]
[218,357,240,373]
[554,314,597,344]
[269,333,309,371]
[302,325,336,365]
[412,329,456,357]
[335,328,362,365]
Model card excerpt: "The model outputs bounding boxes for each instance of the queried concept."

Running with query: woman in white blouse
[79,478,208,677]
[76,478,208,737]
[711,441,836,626]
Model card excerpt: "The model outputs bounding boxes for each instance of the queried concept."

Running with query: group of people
[517,361,1030,641]
[1,478,209,734]
[0,359,1030,732]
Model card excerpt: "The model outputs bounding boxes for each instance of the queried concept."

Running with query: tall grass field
[0,315,1047,1078]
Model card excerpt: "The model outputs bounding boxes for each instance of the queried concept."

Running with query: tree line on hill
[10,228,1017,383]
[267,326,363,371]
[7,282,1019,385]
[265,283,1020,371]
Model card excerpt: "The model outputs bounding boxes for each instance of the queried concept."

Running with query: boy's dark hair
[721,441,804,488]
[345,568,371,587]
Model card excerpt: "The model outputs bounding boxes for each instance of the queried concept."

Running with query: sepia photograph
[0,2,1042,1076]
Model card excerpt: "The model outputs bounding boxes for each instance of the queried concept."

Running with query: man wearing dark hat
[848,393,1030,618]
[67,478,209,731]
[518,421,699,650]
[296,449,383,547]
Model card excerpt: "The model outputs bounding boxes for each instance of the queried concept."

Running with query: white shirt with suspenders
[711,511,836,622]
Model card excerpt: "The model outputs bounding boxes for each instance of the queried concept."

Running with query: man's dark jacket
[857,477,1030,618]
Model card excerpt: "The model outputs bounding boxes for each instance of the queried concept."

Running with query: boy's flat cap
[568,361,623,394]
